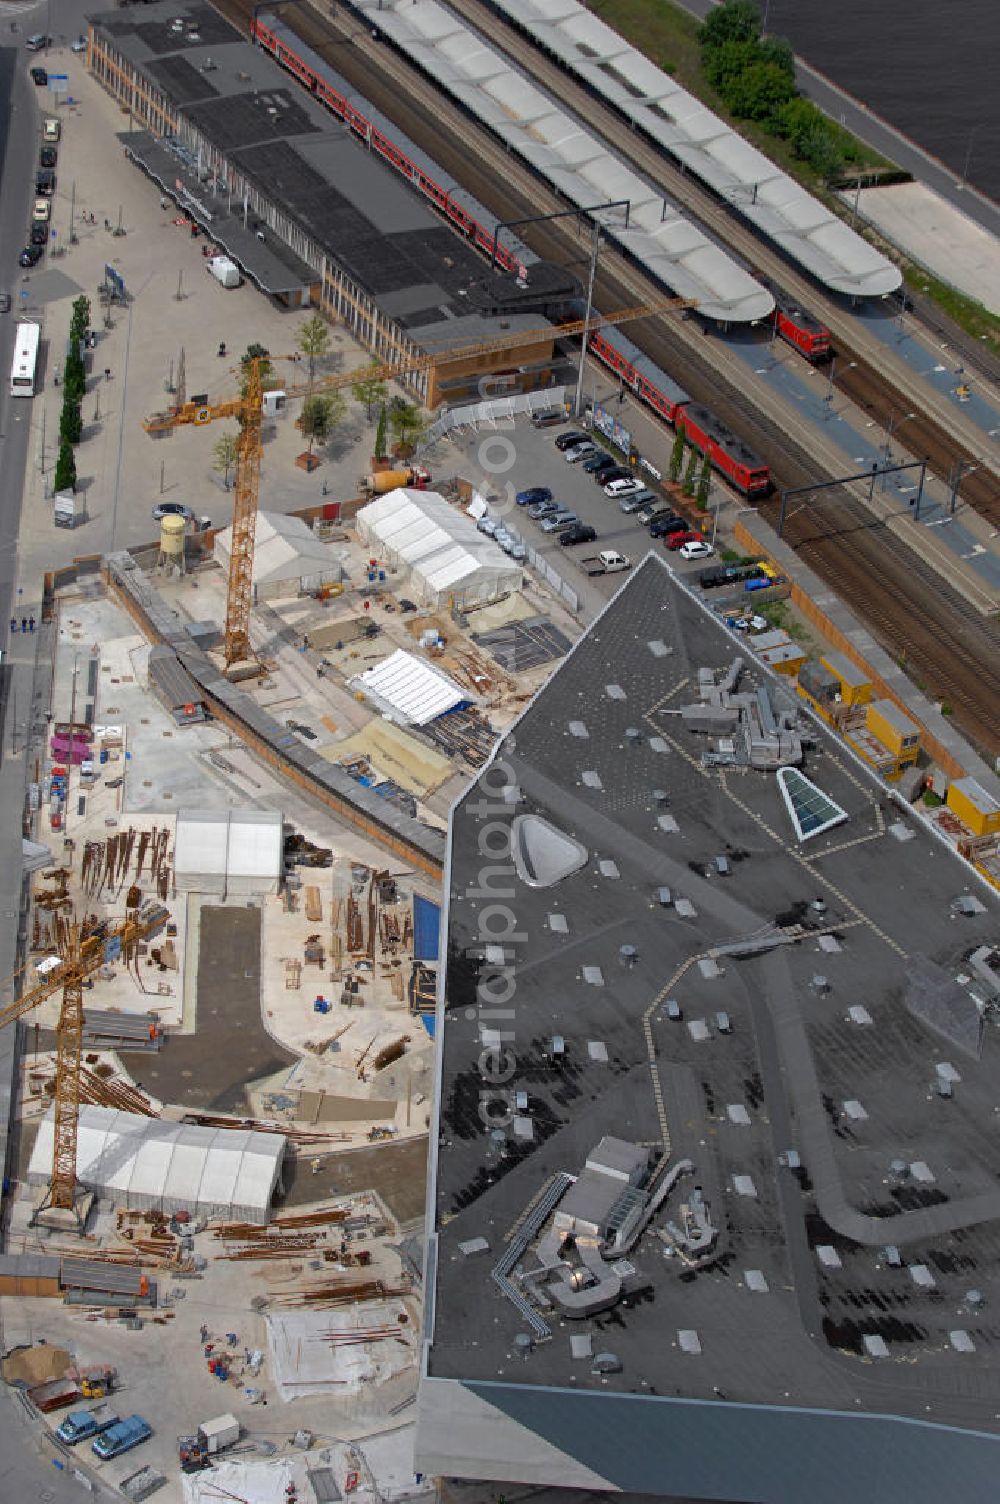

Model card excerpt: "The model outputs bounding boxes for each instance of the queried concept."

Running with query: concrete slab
[845,182,1000,316]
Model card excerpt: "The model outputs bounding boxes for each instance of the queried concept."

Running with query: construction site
[0,295,591,1503]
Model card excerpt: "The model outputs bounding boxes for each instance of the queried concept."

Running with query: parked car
[506,540,527,561]
[665,530,705,551]
[604,477,643,498]
[679,540,714,561]
[649,514,685,539]
[515,487,552,507]
[639,508,674,530]
[493,529,514,552]
[528,499,560,520]
[151,501,194,522]
[32,199,51,223]
[26,33,49,51]
[71,36,88,53]
[531,411,565,429]
[619,492,651,514]
[0,293,9,314]
[19,245,42,267]
[541,510,577,532]
[477,515,499,536]
[39,147,57,168]
[92,1415,152,1462]
[581,451,612,474]
[554,430,590,452]
[35,169,55,195]
[30,67,48,87]
[564,441,597,463]
[29,223,48,246]
[593,462,630,485]
[43,118,61,142]
[559,523,597,547]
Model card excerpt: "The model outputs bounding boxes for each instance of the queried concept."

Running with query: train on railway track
[770,298,832,363]
[584,322,772,497]
[251,11,527,277]
[251,8,772,499]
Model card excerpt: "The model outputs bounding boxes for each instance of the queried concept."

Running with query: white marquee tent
[356,488,521,608]
[29,1106,285,1225]
[352,648,468,726]
[174,809,282,897]
[214,511,347,601]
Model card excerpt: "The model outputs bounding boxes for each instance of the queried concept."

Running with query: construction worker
[9,618,16,634]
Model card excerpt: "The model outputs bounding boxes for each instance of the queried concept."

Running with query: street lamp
[883,411,916,466]
[959,124,984,189]
[824,358,856,407]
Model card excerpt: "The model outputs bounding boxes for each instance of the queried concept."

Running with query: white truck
[207,256,241,289]
[581,549,631,577]
[178,1413,240,1472]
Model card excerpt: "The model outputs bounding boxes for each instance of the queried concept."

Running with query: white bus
[10,321,40,397]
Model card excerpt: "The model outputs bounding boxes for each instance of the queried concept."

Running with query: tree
[374,403,388,459]
[727,61,796,122]
[240,342,272,394]
[300,390,346,455]
[669,423,686,483]
[699,0,759,52]
[682,449,699,497]
[212,429,239,490]
[696,453,712,509]
[758,35,794,78]
[388,399,426,456]
[54,439,77,493]
[352,361,389,421]
[297,312,331,390]
[703,38,759,92]
[60,401,82,446]
[64,350,85,403]
[70,294,91,342]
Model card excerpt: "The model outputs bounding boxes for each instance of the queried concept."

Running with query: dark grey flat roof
[91,0,578,334]
[420,554,1000,1495]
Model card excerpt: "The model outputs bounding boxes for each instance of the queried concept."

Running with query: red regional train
[253,12,772,499]
[586,325,771,498]
[771,297,832,362]
[251,13,526,277]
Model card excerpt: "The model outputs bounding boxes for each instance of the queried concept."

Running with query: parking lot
[431,412,719,606]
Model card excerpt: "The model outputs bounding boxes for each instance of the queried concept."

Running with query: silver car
[541,510,577,532]
[477,515,499,535]
[564,442,597,463]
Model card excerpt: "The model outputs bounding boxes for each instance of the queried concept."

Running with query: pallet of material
[82,1010,162,1051]
[60,1256,152,1300]
[305,886,323,922]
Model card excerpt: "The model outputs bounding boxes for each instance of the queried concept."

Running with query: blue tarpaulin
[421,1015,436,1039]
[413,895,441,961]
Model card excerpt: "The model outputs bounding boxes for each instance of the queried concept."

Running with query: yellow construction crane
[143,295,694,671]
[0,899,169,1222]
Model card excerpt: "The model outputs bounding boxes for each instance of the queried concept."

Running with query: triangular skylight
[776,766,848,842]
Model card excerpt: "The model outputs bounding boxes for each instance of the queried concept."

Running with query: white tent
[352,648,468,726]
[29,1106,285,1224]
[174,808,282,896]
[214,511,347,601]
[356,488,521,607]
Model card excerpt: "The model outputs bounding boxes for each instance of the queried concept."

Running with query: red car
[665,530,705,551]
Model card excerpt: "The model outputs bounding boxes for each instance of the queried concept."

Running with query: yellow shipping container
[865,699,921,760]
[820,651,872,708]
[947,777,1000,838]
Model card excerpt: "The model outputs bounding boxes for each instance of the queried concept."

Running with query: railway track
[436,0,1000,528]
[212,0,1000,758]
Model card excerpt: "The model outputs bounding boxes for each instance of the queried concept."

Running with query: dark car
[554,430,590,452]
[29,223,48,246]
[0,293,10,314]
[581,451,612,474]
[39,147,57,169]
[652,516,690,538]
[36,170,55,195]
[515,487,552,507]
[531,411,565,429]
[559,523,597,547]
[649,513,685,538]
[595,465,631,486]
[30,67,48,86]
[19,245,42,267]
